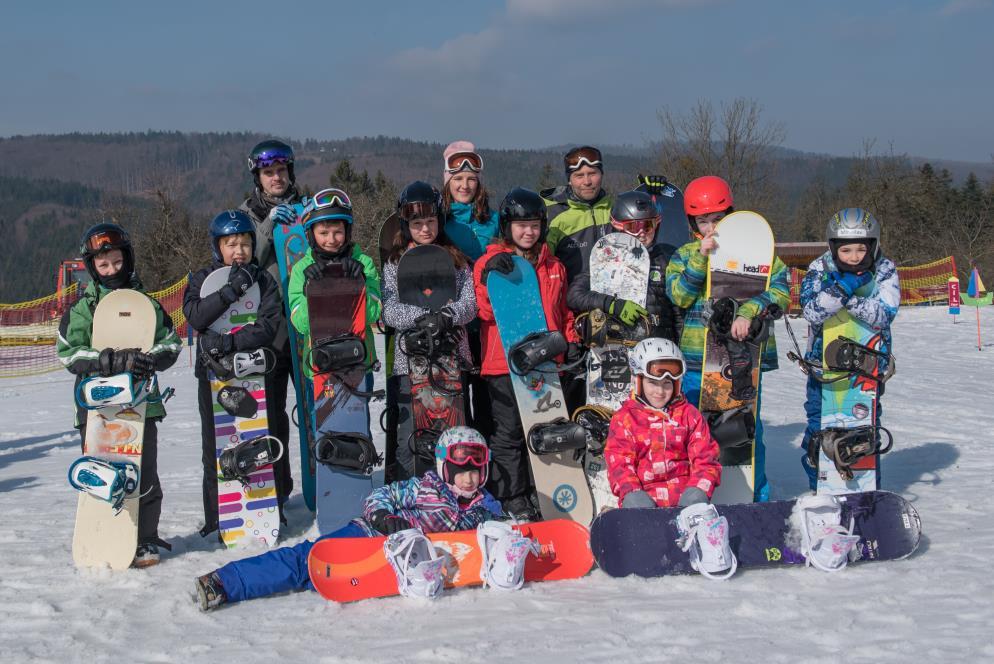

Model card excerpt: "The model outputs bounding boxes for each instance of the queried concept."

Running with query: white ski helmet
[435,426,490,485]
[826,208,881,261]
[629,338,686,401]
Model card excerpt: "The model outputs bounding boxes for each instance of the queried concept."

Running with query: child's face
[451,468,481,494]
[408,217,439,246]
[219,233,253,266]
[641,375,675,409]
[694,211,725,235]
[259,163,290,197]
[313,221,347,253]
[510,219,542,250]
[836,243,868,267]
[93,249,124,277]
[448,172,479,204]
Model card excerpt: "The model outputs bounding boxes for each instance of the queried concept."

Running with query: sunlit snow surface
[1,307,991,661]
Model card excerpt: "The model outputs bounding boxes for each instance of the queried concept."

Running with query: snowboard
[591,490,920,578]
[72,289,156,570]
[306,264,375,534]
[635,180,689,255]
[274,203,316,511]
[397,244,464,475]
[378,213,401,482]
[308,519,593,602]
[584,232,650,514]
[699,211,775,504]
[488,256,594,523]
[200,267,280,548]
[816,306,883,494]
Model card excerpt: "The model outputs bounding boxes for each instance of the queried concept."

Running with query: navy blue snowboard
[591,491,921,577]
[635,181,689,255]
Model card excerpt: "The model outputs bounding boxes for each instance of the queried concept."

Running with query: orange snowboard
[308,519,593,602]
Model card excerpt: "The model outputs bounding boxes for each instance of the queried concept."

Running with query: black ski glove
[480,252,515,284]
[304,262,325,282]
[98,348,156,379]
[219,263,259,305]
[414,308,454,335]
[337,256,365,280]
[200,331,235,359]
[369,510,413,535]
[637,173,670,195]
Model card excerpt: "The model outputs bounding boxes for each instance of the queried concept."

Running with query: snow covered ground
[1,306,992,662]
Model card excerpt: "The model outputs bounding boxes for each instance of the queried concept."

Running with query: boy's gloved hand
[678,487,708,507]
[621,490,656,509]
[99,348,156,379]
[303,262,325,282]
[637,173,669,195]
[828,270,873,298]
[337,256,365,280]
[219,263,258,304]
[269,204,296,226]
[370,510,413,535]
[609,298,648,326]
[480,252,515,284]
[199,331,235,359]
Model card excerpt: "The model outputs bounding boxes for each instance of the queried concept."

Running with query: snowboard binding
[68,456,140,514]
[309,334,367,375]
[315,432,382,476]
[676,503,737,580]
[526,419,590,459]
[399,327,466,397]
[75,373,172,410]
[203,347,277,381]
[808,425,894,480]
[574,309,650,348]
[508,331,582,375]
[217,435,284,486]
[407,428,442,474]
[704,407,756,466]
[824,336,895,383]
[571,404,614,456]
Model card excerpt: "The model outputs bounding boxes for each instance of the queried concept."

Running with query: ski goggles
[82,227,130,255]
[399,201,438,221]
[611,216,659,236]
[564,146,603,173]
[438,442,489,467]
[249,145,294,170]
[312,188,352,211]
[644,359,686,383]
[444,150,483,174]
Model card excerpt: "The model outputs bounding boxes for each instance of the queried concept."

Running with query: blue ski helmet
[302,188,354,249]
[209,210,256,263]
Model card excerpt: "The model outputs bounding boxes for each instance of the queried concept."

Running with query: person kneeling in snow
[196,426,523,610]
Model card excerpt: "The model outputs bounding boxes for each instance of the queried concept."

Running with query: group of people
[56,139,899,608]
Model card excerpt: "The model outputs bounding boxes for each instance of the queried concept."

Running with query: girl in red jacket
[474,187,580,521]
[605,337,721,509]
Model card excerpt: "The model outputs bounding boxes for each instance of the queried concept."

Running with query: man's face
[569,165,602,202]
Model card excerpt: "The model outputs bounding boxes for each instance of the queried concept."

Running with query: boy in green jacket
[57,223,181,567]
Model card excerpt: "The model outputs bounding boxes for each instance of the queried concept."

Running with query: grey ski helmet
[610,190,660,236]
[826,208,881,261]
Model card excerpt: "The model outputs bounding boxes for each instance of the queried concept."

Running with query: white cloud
[938,0,991,16]
[506,0,713,20]
[386,27,502,75]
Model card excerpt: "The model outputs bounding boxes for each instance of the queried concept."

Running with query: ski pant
[269,350,294,504]
[800,375,885,491]
[464,328,493,441]
[683,369,769,502]
[79,419,163,545]
[560,373,586,417]
[215,522,367,603]
[484,374,534,502]
[386,374,414,482]
[198,373,293,536]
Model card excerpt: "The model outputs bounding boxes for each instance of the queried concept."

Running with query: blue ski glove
[269,204,297,226]
[828,270,873,299]
[678,487,708,507]
[622,490,656,509]
[609,298,648,327]
[637,173,670,195]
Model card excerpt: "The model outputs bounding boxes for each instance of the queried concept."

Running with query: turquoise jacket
[444,202,498,262]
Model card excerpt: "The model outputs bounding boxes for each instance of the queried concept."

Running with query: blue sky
[2,0,991,162]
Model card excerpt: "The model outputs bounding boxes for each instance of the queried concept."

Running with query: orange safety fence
[0,276,190,378]
[788,256,958,313]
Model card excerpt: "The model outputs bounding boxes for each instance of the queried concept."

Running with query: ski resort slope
[0,306,991,662]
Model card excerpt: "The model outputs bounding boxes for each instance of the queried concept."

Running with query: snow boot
[677,503,737,580]
[132,543,160,569]
[195,572,228,611]
[791,494,859,573]
[477,521,540,591]
[501,495,540,523]
[383,529,446,599]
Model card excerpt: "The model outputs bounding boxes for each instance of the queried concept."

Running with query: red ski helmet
[684,176,734,233]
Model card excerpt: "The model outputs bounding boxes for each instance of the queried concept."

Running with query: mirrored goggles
[83,228,129,254]
[312,188,353,210]
[441,442,489,467]
[249,146,293,170]
[400,201,438,221]
[644,359,686,382]
[611,216,659,236]
[444,151,483,174]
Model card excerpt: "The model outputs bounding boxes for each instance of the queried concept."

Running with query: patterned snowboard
[591,490,921,578]
[817,303,882,494]
[72,289,156,570]
[308,519,593,602]
[200,267,280,548]
[306,265,374,534]
[397,244,464,475]
[700,211,774,504]
[584,232,650,513]
[489,256,594,523]
[274,203,316,511]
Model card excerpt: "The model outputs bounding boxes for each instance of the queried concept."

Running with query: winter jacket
[182,261,284,380]
[542,186,614,281]
[381,254,477,377]
[350,470,503,535]
[57,280,181,426]
[473,242,578,376]
[800,251,899,365]
[444,202,499,262]
[605,395,721,508]
[287,245,381,378]
[665,239,790,372]
[567,240,681,342]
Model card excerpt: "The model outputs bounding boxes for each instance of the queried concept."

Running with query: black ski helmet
[79,222,135,289]
[498,187,548,242]
[209,210,257,263]
[248,140,295,185]
[397,181,442,241]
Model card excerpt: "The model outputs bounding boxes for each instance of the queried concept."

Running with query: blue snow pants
[683,369,769,503]
[215,522,368,603]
